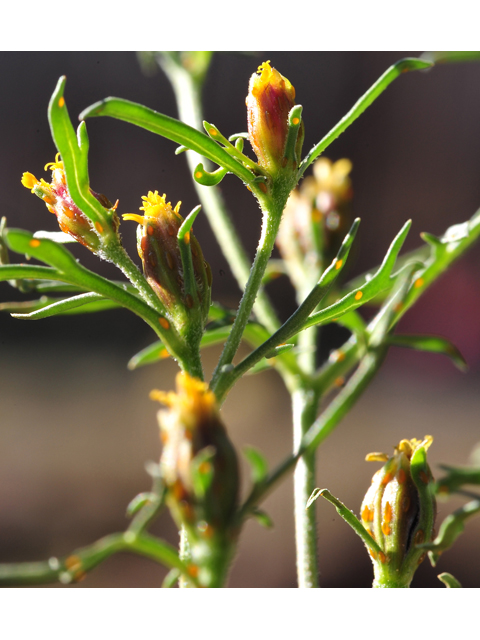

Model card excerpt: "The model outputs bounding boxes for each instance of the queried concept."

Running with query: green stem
[157,53,282,336]
[239,346,387,521]
[372,576,410,589]
[0,532,197,587]
[105,242,203,378]
[210,201,283,396]
[292,382,320,588]
[178,526,192,588]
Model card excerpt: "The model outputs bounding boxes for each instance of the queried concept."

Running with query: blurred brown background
[1,52,480,587]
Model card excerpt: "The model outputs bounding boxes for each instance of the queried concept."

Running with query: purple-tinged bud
[123,191,211,337]
[21,154,118,253]
[246,61,304,175]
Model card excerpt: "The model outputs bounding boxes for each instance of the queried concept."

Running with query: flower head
[151,372,239,542]
[361,436,436,588]
[123,192,211,334]
[21,154,118,253]
[246,61,303,174]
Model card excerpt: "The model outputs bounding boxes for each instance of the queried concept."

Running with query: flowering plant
[1,51,479,588]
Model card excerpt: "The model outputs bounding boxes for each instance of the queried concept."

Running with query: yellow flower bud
[246,61,303,174]
[123,191,212,337]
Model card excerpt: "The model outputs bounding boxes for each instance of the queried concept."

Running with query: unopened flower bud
[152,373,239,586]
[361,436,436,588]
[246,61,304,174]
[123,192,212,336]
[276,157,353,295]
[21,154,119,253]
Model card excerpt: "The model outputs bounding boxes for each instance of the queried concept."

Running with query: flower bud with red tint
[21,154,118,254]
[361,436,436,588]
[246,61,304,175]
[152,373,239,586]
[123,191,212,338]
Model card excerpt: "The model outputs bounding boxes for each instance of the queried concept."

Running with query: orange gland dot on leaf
[381,472,394,486]
[159,317,170,330]
[355,290,363,301]
[384,502,393,523]
[414,278,424,289]
[58,97,65,107]
[335,259,343,270]
[95,222,103,234]
[188,564,199,578]
[419,470,429,484]
[29,238,41,248]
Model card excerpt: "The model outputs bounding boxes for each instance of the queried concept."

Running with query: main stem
[293,325,320,588]
[211,204,282,394]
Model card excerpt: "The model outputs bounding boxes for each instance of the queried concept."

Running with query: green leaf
[435,465,480,495]
[10,293,120,319]
[243,446,269,484]
[367,263,421,347]
[251,508,274,529]
[308,488,383,557]
[126,492,157,518]
[387,334,467,371]
[421,51,480,64]
[0,264,62,283]
[3,229,180,344]
[333,310,367,339]
[437,572,462,588]
[300,58,433,175]
[128,341,170,370]
[193,163,228,186]
[79,97,256,186]
[264,343,295,359]
[5,228,82,273]
[48,77,116,233]
[301,220,413,332]
[418,500,480,566]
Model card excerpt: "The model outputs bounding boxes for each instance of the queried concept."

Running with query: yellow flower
[123,192,211,332]
[151,372,239,541]
[21,153,117,253]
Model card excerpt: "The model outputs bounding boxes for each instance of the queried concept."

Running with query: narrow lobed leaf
[387,334,467,371]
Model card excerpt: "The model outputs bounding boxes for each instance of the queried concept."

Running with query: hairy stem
[292,381,320,587]
[210,203,283,397]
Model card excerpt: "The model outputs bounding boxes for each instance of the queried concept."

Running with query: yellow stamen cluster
[150,372,217,429]
[44,153,63,172]
[366,436,433,463]
[123,191,182,226]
